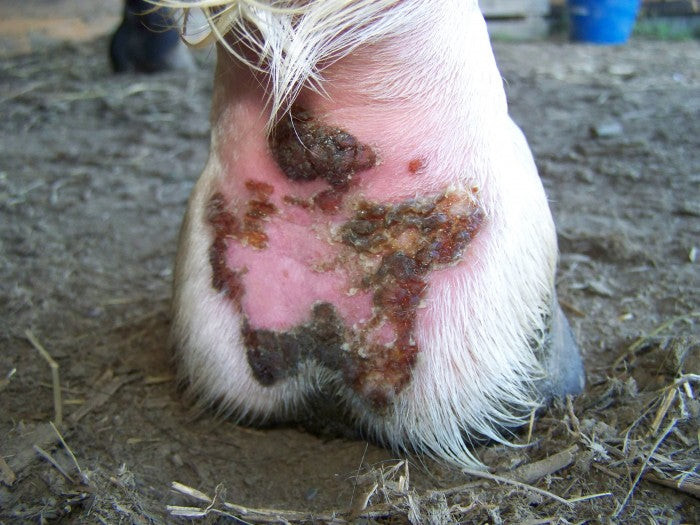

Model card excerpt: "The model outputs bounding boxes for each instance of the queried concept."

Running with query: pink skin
[210,54,487,356]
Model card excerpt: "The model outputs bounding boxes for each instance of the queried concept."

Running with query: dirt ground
[1,13,699,525]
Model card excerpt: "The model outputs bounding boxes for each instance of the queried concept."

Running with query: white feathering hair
[153,0,459,129]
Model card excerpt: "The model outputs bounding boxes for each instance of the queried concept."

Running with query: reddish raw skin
[312,188,345,214]
[205,109,484,409]
[245,179,274,197]
[246,200,277,220]
[239,181,278,249]
[408,158,423,174]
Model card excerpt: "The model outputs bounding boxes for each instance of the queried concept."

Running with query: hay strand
[25,329,62,427]
[33,445,73,483]
[613,418,679,517]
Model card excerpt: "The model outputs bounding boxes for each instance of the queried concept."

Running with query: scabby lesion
[243,302,347,387]
[205,180,279,306]
[208,106,486,410]
[242,190,485,411]
[270,105,377,189]
[335,192,484,407]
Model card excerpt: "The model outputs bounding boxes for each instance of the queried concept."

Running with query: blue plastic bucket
[568,0,641,44]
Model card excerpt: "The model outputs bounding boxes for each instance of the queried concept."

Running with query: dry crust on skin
[270,106,377,189]
[206,108,484,409]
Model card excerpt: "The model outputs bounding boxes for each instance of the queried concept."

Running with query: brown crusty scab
[241,191,483,410]
[207,192,244,302]
[270,106,377,189]
[206,179,278,302]
[207,108,483,410]
[336,192,483,406]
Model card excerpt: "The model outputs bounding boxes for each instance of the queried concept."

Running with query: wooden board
[486,17,550,39]
[480,0,550,17]
[479,0,550,40]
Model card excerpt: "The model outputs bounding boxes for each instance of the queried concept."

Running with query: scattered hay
[159,317,698,523]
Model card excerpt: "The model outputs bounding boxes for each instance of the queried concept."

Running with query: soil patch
[1,35,698,524]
